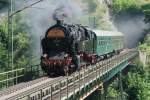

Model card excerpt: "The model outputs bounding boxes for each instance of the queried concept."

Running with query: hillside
[139,34,150,53]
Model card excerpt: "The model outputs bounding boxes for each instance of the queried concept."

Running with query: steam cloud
[112,15,149,48]
[53,6,68,21]
[25,0,83,33]
[13,0,149,52]
[20,0,84,55]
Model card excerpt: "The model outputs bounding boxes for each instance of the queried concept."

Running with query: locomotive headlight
[43,54,48,58]
[64,54,68,58]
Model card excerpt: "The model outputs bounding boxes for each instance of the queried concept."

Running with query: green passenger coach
[78,30,124,58]
[93,30,124,56]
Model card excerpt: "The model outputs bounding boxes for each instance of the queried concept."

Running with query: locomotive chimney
[53,6,67,25]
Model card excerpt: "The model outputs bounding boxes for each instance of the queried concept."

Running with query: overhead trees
[142,3,150,24]
[0,14,30,72]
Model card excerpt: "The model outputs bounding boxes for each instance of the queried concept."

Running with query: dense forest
[0,14,31,72]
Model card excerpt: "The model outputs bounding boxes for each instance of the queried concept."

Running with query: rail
[0,49,138,100]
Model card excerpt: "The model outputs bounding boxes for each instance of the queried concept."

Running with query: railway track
[0,49,137,100]
[0,56,112,99]
[51,50,136,100]
[0,76,62,97]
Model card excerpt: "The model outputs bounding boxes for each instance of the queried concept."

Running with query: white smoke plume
[13,0,149,52]
[25,0,83,35]
[13,0,84,55]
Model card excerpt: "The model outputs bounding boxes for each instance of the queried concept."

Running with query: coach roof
[93,30,124,37]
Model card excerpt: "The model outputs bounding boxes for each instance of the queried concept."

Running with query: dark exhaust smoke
[112,14,149,48]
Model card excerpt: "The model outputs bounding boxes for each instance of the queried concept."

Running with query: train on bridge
[41,20,124,76]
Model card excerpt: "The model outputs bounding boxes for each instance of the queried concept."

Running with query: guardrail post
[101,61,104,76]
[92,64,94,82]
[98,62,100,78]
[86,67,90,95]
[109,58,111,69]
[96,63,98,83]
[112,56,115,67]
[67,73,69,99]
[23,69,25,81]
[107,59,109,73]
[110,57,112,69]
[107,59,109,72]
[15,70,17,84]
[73,74,75,98]
[6,73,8,88]
[50,85,52,100]
[105,60,107,74]
[84,65,85,88]
[40,89,42,100]
[115,55,118,65]
[100,62,102,77]
[96,63,97,82]
[59,81,61,100]
[79,71,80,92]
[106,59,108,73]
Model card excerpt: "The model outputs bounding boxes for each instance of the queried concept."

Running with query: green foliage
[139,35,150,54]
[123,58,150,100]
[0,20,9,71]
[107,57,150,100]
[0,14,30,71]
[139,44,147,51]
[82,0,97,13]
[81,0,113,30]
[12,15,31,69]
[145,63,150,81]
[94,4,112,30]
[131,58,145,76]
[142,3,150,23]
[142,3,150,10]
[112,0,142,15]
[0,42,8,72]
[124,73,150,100]
[107,83,121,98]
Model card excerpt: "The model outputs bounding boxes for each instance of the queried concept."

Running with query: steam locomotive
[41,20,124,76]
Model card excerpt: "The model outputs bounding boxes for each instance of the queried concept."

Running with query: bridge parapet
[0,49,138,100]
[0,68,25,89]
